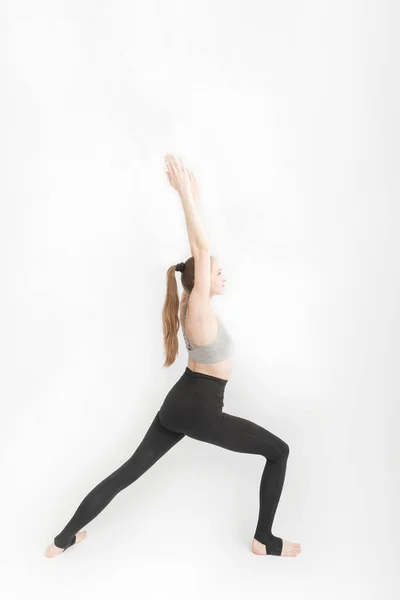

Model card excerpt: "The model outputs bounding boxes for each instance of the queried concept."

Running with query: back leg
[50,412,185,552]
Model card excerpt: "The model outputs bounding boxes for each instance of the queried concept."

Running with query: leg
[185,412,289,556]
[53,411,185,550]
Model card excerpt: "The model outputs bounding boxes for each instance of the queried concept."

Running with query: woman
[45,154,301,558]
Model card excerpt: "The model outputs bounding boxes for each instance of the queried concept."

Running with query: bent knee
[280,441,290,459]
[273,440,290,461]
[260,438,289,462]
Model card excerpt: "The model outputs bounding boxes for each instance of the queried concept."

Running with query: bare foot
[45,530,88,558]
[252,537,301,557]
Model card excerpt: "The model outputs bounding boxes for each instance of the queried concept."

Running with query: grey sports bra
[181,301,234,364]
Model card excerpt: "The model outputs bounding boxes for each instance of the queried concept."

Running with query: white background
[1,1,398,598]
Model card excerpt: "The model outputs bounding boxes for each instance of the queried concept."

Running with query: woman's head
[176,255,226,295]
[161,254,226,367]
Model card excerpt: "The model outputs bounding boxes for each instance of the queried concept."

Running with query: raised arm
[164,153,213,309]
[164,154,209,254]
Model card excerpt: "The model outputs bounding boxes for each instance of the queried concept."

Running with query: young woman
[45,154,301,558]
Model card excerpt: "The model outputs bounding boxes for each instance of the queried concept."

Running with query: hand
[164,154,193,200]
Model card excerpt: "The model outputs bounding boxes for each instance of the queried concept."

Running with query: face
[210,260,226,296]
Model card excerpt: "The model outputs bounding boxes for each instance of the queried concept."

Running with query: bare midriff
[187,358,232,381]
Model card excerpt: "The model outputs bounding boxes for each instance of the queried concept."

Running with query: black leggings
[54,367,289,555]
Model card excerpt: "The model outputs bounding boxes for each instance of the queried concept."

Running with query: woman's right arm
[164,154,209,253]
[181,191,209,254]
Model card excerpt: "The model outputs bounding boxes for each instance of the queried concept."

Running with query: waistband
[183,366,228,386]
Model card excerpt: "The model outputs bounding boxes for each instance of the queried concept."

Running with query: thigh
[132,411,186,465]
[116,411,186,479]
[186,411,288,462]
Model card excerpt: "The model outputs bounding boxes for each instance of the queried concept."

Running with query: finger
[165,154,174,168]
[168,155,179,174]
[181,157,189,174]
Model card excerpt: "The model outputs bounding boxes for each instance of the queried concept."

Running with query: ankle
[252,538,266,555]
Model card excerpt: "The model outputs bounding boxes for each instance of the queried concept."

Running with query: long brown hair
[161,255,214,367]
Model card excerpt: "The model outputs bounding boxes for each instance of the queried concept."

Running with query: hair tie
[175,262,186,273]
